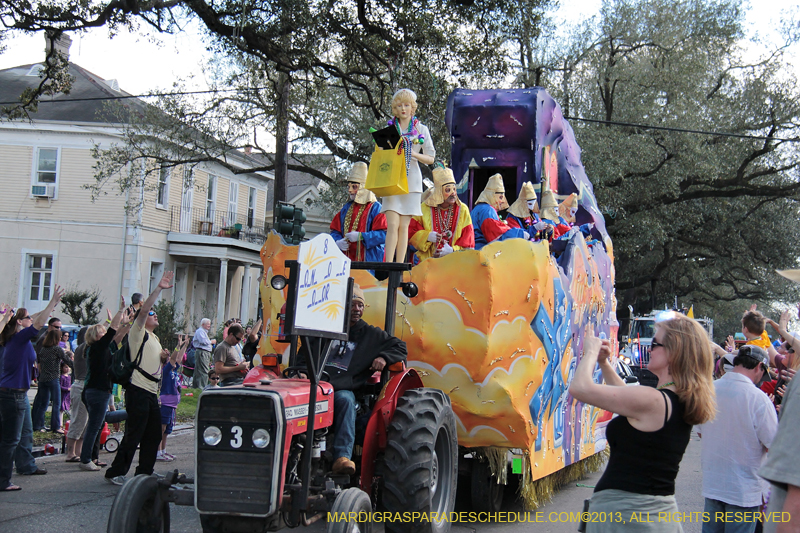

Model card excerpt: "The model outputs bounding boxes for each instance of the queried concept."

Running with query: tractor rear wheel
[382,388,457,533]
[327,487,373,533]
[106,474,170,533]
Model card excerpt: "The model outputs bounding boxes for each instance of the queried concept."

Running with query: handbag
[365,141,409,197]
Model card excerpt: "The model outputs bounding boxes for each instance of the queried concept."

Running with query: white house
[0,35,273,331]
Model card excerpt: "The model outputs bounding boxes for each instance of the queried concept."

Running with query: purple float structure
[445,87,609,245]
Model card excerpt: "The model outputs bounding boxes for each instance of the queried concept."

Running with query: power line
[564,115,799,143]
[2,87,798,143]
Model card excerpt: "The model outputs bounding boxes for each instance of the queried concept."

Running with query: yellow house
[0,37,271,332]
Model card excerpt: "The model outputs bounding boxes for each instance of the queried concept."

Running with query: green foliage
[531,0,800,312]
[60,287,102,325]
[152,299,188,351]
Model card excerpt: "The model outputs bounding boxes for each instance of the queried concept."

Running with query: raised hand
[597,339,613,365]
[725,335,735,352]
[780,310,791,331]
[158,271,174,290]
[583,329,602,360]
[51,285,65,304]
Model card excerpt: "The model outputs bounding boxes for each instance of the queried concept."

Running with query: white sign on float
[294,233,351,335]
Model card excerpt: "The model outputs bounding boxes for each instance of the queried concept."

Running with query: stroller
[62,409,127,453]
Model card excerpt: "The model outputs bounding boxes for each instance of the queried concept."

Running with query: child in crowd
[157,335,189,462]
[59,362,71,429]
[205,369,220,390]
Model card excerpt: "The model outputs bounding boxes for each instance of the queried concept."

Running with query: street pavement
[0,429,705,533]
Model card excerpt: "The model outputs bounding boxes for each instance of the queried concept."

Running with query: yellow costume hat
[476,174,508,211]
[539,181,560,221]
[507,182,537,219]
[424,166,457,207]
[558,193,579,222]
[348,162,377,205]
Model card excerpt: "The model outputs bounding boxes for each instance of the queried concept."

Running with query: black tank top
[594,389,692,496]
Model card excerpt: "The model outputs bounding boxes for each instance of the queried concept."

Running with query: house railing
[169,206,271,245]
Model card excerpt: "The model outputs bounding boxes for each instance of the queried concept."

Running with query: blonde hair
[391,89,418,116]
[656,315,716,425]
[85,324,106,345]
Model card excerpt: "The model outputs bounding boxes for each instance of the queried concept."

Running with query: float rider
[470,174,527,250]
[408,164,474,263]
[330,162,387,262]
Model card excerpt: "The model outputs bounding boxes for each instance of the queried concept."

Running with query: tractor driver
[325,284,407,475]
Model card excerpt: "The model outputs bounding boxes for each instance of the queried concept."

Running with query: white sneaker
[105,475,126,486]
[79,461,101,471]
[155,452,173,462]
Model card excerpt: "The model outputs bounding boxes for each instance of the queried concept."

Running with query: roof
[261,153,337,206]
[0,62,147,123]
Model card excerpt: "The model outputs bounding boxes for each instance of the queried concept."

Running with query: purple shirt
[159,361,181,409]
[0,326,39,390]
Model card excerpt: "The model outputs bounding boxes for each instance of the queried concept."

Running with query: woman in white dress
[380,89,436,262]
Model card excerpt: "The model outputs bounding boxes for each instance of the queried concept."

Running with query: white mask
[527,200,537,211]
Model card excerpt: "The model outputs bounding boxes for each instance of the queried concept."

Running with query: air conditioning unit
[31,185,55,198]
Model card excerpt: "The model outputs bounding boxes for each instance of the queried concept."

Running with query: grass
[176,388,201,423]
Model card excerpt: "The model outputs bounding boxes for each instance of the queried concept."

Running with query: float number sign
[294,234,351,335]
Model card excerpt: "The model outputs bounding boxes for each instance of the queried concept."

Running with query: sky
[0,0,796,123]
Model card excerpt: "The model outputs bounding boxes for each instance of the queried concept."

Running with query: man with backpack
[104,272,173,486]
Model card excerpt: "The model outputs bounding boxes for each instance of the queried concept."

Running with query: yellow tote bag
[366,142,409,197]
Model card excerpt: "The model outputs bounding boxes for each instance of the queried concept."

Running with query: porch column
[216,258,229,328]
[239,263,252,324]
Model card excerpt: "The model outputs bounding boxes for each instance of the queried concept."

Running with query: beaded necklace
[657,381,675,390]
[434,204,456,247]
[389,116,425,171]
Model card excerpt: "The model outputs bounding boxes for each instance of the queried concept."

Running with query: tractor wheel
[106,474,170,533]
[470,459,505,513]
[382,388,458,533]
[326,487,373,533]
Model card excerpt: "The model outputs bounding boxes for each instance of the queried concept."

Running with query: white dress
[380,123,435,217]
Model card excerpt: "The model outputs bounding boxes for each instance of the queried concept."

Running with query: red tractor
[107,261,459,533]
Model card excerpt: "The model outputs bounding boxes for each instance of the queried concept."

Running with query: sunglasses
[148,311,157,316]
[651,340,665,349]
[22,316,32,320]
[210,377,220,381]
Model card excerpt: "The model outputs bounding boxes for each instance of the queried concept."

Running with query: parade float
[256,88,618,509]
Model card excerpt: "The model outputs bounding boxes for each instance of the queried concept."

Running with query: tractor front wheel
[106,474,170,533]
[382,388,458,533]
[327,487,373,533]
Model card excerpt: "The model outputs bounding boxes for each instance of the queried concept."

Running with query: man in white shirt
[698,345,778,533]
[192,318,216,389]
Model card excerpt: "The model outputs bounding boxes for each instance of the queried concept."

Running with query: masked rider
[505,181,552,241]
[471,174,527,250]
[408,165,474,263]
[330,162,387,262]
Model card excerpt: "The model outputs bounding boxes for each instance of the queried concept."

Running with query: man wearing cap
[330,162,387,262]
[321,285,406,475]
[470,174,527,250]
[408,164,474,263]
[697,345,777,533]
